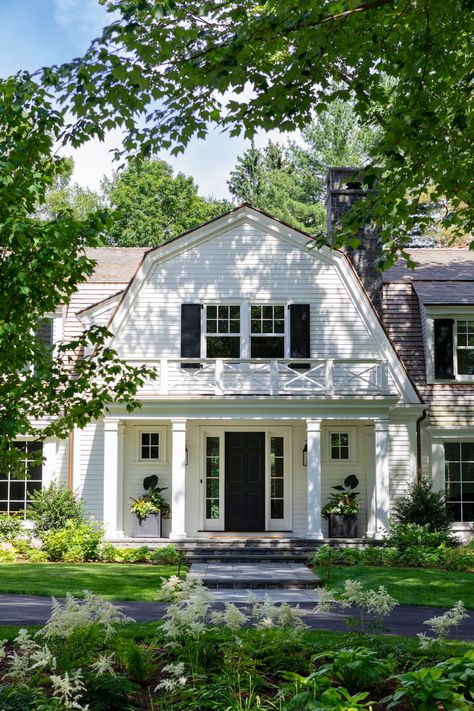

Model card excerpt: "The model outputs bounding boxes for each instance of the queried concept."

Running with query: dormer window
[206,305,240,358]
[456,320,474,375]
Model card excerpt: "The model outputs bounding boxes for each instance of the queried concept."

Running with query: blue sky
[0,0,291,199]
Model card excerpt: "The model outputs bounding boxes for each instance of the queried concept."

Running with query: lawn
[0,563,180,601]
[320,565,474,609]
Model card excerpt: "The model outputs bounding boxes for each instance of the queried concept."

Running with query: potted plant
[130,475,170,537]
[322,474,360,538]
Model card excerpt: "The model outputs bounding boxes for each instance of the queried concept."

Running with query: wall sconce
[185,447,188,466]
[302,444,307,466]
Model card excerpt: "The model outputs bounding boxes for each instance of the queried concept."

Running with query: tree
[228,100,376,233]
[37,158,103,222]
[46,0,473,266]
[102,158,231,247]
[0,74,154,473]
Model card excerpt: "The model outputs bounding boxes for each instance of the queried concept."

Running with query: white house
[6,168,474,540]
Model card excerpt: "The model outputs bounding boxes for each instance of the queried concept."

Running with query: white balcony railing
[131,358,391,397]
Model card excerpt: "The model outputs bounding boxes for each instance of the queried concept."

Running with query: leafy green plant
[117,546,152,563]
[130,475,170,523]
[115,638,157,684]
[99,542,119,563]
[0,543,17,563]
[392,478,454,535]
[313,646,390,691]
[81,673,134,711]
[28,483,85,534]
[385,522,455,550]
[436,650,474,701]
[382,667,470,710]
[152,544,181,565]
[322,475,360,518]
[42,519,104,562]
[0,513,23,542]
[25,548,49,563]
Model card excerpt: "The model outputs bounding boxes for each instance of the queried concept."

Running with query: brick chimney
[326,167,383,317]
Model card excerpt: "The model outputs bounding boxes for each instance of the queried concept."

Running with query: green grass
[319,565,474,609]
[0,563,181,601]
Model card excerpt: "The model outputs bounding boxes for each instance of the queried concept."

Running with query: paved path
[0,594,473,639]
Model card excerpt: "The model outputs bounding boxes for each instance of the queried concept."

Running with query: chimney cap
[326,166,367,192]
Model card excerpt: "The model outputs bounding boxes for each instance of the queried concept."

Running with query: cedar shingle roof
[413,282,474,305]
[384,249,474,282]
[84,248,148,283]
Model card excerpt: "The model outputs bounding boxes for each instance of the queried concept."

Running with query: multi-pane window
[206,305,240,358]
[330,433,350,460]
[270,436,284,519]
[250,305,285,358]
[445,442,474,522]
[141,432,160,460]
[457,321,474,375]
[205,437,220,519]
[0,441,43,517]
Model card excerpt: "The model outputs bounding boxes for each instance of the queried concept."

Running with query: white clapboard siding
[114,225,380,362]
[389,418,417,514]
[64,284,128,342]
[76,421,104,521]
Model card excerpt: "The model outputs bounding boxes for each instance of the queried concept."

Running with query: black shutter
[434,318,454,379]
[290,304,310,358]
[37,318,53,349]
[181,304,201,365]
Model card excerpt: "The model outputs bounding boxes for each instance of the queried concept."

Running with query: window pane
[150,446,159,459]
[271,437,283,457]
[457,349,474,374]
[331,434,339,447]
[207,305,217,319]
[446,502,461,520]
[445,442,461,461]
[462,463,474,480]
[251,337,284,358]
[230,306,240,319]
[28,464,42,479]
[274,320,284,333]
[207,337,240,358]
[445,462,460,480]
[274,306,284,319]
[150,433,159,445]
[230,319,240,333]
[331,447,340,459]
[271,500,284,519]
[340,447,349,460]
[461,443,474,461]
[458,333,467,347]
[251,305,260,319]
[206,437,219,457]
[26,480,42,496]
[206,479,219,498]
[141,447,149,459]
[446,482,462,500]
[207,319,217,333]
[207,500,220,520]
[10,481,25,500]
[218,319,229,333]
[263,320,273,333]
[0,483,8,499]
[340,434,349,446]
[141,433,149,446]
[218,305,228,319]
[461,502,474,521]
[251,320,260,333]
[263,306,272,319]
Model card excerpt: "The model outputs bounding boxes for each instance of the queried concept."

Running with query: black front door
[225,432,265,531]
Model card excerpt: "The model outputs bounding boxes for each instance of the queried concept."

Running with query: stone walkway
[190,562,320,591]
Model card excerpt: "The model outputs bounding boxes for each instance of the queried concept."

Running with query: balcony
[133,358,391,398]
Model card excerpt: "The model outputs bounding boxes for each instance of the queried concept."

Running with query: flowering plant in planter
[130,475,170,523]
[322,475,360,519]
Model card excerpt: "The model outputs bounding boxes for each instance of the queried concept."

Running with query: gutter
[68,430,74,490]
[416,409,427,484]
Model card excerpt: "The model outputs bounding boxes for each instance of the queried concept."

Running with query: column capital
[306,418,322,431]
[171,418,187,432]
[373,417,390,432]
[103,417,122,432]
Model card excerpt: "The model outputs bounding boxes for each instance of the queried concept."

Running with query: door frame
[199,425,292,532]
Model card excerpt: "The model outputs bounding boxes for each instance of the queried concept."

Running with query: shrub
[313,646,391,691]
[0,513,23,542]
[80,673,134,711]
[0,543,17,563]
[28,483,85,534]
[382,667,470,711]
[26,548,50,563]
[99,542,119,562]
[385,522,455,550]
[392,478,453,534]
[152,543,181,565]
[42,520,104,562]
[116,546,151,563]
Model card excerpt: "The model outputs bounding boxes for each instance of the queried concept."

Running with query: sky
[0,0,293,200]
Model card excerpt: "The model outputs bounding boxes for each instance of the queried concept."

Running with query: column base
[169,533,187,541]
[306,532,324,540]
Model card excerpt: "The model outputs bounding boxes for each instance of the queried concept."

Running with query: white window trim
[323,427,357,463]
[425,307,474,383]
[429,428,474,527]
[135,427,167,464]
[201,301,292,359]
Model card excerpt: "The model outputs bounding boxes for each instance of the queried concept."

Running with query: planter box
[328,514,357,538]
[132,512,162,538]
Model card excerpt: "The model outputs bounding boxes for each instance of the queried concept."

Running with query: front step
[190,562,322,590]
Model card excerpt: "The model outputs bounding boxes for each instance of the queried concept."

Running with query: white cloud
[53,0,109,39]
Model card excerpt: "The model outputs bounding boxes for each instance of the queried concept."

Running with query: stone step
[186,552,310,563]
[190,562,322,590]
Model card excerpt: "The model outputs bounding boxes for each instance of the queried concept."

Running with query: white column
[306,418,323,539]
[374,417,390,536]
[365,424,377,537]
[42,439,57,490]
[103,418,124,539]
[170,418,187,540]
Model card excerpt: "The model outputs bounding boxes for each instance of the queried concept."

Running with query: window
[251,305,285,358]
[456,321,474,375]
[206,305,240,358]
[0,441,43,517]
[140,432,160,460]
[205,437,220,519]
[445,442,474,522]
[330,433,350,460]
[270,436,284,519]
